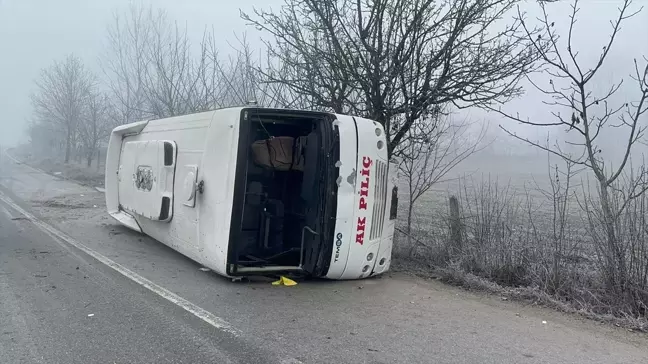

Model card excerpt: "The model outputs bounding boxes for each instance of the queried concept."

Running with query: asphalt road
[0,196,281,364]
[1,153,648,364]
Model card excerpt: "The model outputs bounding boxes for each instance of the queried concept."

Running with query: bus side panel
[113,112,218,272]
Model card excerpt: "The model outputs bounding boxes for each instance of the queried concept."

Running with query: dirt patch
[392,256,648,333]
[38,160,105,187]
[10,151,105,188]
[39,199,89,209]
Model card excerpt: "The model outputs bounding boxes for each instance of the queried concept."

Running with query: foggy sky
[1,0,646,155]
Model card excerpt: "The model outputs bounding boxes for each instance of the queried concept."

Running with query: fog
[0,0,647,158]
[2,0,648,334]
[0,0,283,147]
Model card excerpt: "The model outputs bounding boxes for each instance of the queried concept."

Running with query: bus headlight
[367,253,374,261]
[377,140,384,150]
[375,127,382,136]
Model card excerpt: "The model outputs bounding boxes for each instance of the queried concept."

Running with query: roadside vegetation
[20,0,647,330]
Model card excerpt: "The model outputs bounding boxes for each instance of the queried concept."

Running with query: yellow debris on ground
[272,276,297,286]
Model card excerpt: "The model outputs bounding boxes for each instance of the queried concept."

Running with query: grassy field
[397,152,573,229]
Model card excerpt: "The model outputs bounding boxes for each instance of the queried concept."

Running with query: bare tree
[103,5,280,120]
[31,54,94,163]
[27,119,66,159]
[242,0,542,156]
[103,5,212,120]
[527,152,582,295]
[493,0,648,296]
[139,12,207,117]
[79,90,114,167]
[400,115,486,254]
[102,4,153,124]
[211,34,316,109]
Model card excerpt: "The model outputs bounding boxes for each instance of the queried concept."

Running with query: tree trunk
[87,151,93,168]
[64,134,71,163]
[599,181,627,292]
[407,198,415,256]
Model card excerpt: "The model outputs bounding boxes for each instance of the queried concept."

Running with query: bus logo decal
[356,156,372,245]
[334,233,343,262]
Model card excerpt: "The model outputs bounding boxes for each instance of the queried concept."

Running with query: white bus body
[105,107,397,280]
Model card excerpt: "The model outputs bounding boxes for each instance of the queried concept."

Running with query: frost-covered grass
[394,153,648,331]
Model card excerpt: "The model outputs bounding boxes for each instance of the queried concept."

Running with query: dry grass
[393,258,648,333]
[11,146,105,187]
[395,167,648,332]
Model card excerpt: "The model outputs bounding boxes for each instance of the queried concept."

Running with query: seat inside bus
[238,112,325,268]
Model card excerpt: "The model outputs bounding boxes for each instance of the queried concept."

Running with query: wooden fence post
[449,195,462,257]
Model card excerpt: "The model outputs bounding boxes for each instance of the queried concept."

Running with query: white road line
[0,204,14,220]
[3,152,45,175]
[0,191,240,337]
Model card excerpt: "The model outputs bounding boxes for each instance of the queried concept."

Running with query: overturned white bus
[105,107,397,280]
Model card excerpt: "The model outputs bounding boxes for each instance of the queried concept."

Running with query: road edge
[0,189,240,337]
